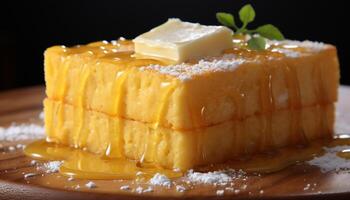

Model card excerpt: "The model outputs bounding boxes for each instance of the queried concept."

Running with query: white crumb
[8,146,16,151]
[0,123,45,141]
[234,189,240,194]
[30,160,37,166]
[39,111,45,120]
[149,173,172,188]
[85,181,97,188]
[260,189,264,194]
[67,177,74,181]
[216,190,224,196]
[186,169,242,185]
[16,144,25,149]
[41,161,62,173]
[303,183,311,191]
[135,186,143,193]
[120,185,130,190]
[176,185,186,192]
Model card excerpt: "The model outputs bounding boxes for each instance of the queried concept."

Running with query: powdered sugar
[40,161,62,173]
[216,189,224,196]
[120,185,131,190]
[335,111,350,134]
[135,186,143,193]
[39,111,45,120]
[140,58,244,81]
[149,173,172,187]
[85,181,97,188]
[268,40,327,51]
[135,186,153,193]
[271,48,301,58]
[308,145,350,172]
[139,40,329,81]
[186,169,245,185]
[0,123,44,141]
[175,185,186,192]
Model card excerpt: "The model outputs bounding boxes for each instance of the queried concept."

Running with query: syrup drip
[337,149,350,159]
[24,140,182,180]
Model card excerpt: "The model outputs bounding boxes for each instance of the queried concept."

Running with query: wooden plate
[1,86,350,200]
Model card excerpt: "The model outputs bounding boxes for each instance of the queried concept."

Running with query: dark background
[1,0,349,91]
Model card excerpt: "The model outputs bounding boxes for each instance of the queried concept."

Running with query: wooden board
[0,85,350,200]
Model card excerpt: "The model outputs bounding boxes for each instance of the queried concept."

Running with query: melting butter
[133,18,233,63]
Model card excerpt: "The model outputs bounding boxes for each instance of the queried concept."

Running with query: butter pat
[133,18,233,63]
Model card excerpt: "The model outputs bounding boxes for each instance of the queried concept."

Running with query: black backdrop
[1,0,349,91]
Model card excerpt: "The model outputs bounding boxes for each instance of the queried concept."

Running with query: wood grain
[0,85,350,200]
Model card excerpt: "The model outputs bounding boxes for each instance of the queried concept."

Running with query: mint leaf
[247,36,266,50]
[256,24,284,40]
[215,4,285,51]
[216,12,235,28]
[239,4,255,25]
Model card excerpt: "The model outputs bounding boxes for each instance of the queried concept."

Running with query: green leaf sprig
[216,4,284,50]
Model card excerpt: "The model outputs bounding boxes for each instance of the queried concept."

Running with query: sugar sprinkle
[216,189,224,196]
[308,145,350,172]
[135,186,143,193]
[85,181,97,189]
[41,161,63,173]
[0,123,44,141]
[176,185,186,192]
[149,173,172,188]
[139,40,329,81]
[120,185,130,190]
[186,169,244,185]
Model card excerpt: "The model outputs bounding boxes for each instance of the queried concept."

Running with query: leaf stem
[232,24,239,30]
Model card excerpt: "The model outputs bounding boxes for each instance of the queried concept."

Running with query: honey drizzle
[25,140,182,180]
[236,76,247,155]
[187,86,207,162]
[24,136,350,179]
[257,60,275,152]
[73,63,91,148]
[315,55,332,138]
[310,53,326,139]
[153,81,178,128]
[55,58,71,143]
[337,149,350,159]
[282,59,307,145]
[106,69,129,158]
